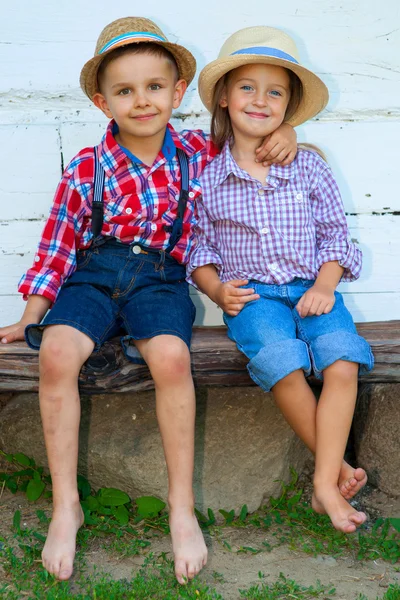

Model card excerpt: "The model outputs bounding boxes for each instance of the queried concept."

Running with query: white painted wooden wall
[1,0,399,327]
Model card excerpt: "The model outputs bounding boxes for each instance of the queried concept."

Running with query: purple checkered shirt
[187,142,362,285]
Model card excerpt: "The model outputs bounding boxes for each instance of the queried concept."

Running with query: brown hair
[97,42,179,92]
[210,67,303,150]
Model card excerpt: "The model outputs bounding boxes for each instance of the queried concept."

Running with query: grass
[1,459,400,598]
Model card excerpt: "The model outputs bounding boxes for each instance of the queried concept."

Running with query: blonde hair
[297,143,327,162]
[210,67,303,151]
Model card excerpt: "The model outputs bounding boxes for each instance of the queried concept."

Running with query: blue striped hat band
[99,31,167,55]
[231,46,299,65]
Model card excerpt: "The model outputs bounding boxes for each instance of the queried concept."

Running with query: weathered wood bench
[0,321,399,393]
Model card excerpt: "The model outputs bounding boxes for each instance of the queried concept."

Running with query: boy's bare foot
[169,506,208,584]
[312,484,367,533]
[338,463,367,499]
[42,502,84,580]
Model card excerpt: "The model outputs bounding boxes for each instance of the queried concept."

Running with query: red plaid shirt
[18,120,217,303]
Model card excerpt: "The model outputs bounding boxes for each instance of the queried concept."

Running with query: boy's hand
[0,320,31,344]
[214,279,260,316]
[255,123,297,166]
[296,283,336,318]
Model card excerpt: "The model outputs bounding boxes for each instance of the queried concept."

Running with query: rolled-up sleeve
[18,174,88,304]
[311,166,362,282]
[186,197,223,288]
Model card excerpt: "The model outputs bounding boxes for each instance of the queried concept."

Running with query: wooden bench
[1,321,399,393]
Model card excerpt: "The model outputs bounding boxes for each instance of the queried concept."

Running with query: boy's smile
[93,51,186,160]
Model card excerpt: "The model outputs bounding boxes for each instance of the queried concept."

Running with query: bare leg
[273,370,367,499]
[39,325,94,580]
[135,335,207,584]
[311,360,366,532]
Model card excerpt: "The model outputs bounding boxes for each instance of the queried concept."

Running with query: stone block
[0,388,310,513]
[354,383,400,496]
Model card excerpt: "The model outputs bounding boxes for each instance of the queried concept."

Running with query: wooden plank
[0,322,399,393]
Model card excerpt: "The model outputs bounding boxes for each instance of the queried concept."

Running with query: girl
[188,26,374,533]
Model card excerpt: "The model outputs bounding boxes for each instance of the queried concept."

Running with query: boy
[0,17,297,584]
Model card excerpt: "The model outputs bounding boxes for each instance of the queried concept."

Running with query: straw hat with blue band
[80,17,197,101]
[198,26,329,127]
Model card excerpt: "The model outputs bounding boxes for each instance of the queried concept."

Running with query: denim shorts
[223,278,374,391]
[25,238,196,364]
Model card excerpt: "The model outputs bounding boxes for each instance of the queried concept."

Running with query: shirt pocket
[166,178,202,226]
[104,193,144,226]
[273,189,312,243]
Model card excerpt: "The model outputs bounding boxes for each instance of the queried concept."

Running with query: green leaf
[36,510,49,524]
[84,496,100,512]
[135,496,166,518]
[207,508,216,525]
[32,531,46,543]
[13,510,21,534]
[77,475,91,500]
[98,488,130,507]
[12,453,32,467]
[239,504,248,522]
[5,478,18,493]
[219,509,235,524]
[113,505,130,526]
[4,453,14,463]
[26,478,45,501]
[194,508,208,523]
[389,518,400,533]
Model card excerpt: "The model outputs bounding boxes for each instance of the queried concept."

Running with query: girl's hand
[296,283,336,318]
[0,320,31,344]
[214,279,260,316]
[255,123,297,166]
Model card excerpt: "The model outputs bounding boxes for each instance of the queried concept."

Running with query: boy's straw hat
[198,26,328,126]
[80,17,196,100]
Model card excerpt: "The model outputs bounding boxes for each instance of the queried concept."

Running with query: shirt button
[296,193,303,200]
[270,263,278,271]
[257,189,265,196]
[151,223,157,231]
[34,256,40,263]
[126,207,132,214]
[261,227,269,234]
[188,191,195,198]
[148,175,153,182]
[154,208,158,215]
[175,194,180,201]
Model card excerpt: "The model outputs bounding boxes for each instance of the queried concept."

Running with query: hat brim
[80,40,196,101]
[198,54,329,127]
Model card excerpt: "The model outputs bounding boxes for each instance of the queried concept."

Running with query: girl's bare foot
[42,501,84,580]
[312,484,367,533]
[338,463,367,499]
[169,506,207,584]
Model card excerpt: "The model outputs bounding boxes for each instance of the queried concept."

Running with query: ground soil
[1,472,399,600]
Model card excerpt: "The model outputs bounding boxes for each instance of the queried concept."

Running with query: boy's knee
[148,338,191,383]
[39,331,88,379]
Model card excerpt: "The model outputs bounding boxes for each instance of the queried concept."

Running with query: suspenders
[91,147,189,254]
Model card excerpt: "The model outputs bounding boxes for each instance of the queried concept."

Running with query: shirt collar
[98,120,196,176]
[213,139,296,187]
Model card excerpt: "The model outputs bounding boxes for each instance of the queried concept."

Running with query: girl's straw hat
[198,26,328,126]
[80,17,197,100]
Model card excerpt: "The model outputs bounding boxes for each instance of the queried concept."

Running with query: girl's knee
[272,369,306,392]
[324,360,358,383]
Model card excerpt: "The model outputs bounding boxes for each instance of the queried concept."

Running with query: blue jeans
[25,238,196,364]
[223,279,374,391]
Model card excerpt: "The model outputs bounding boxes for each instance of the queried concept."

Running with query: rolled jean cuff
[247,339,312,392]
[311,331,374,378]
